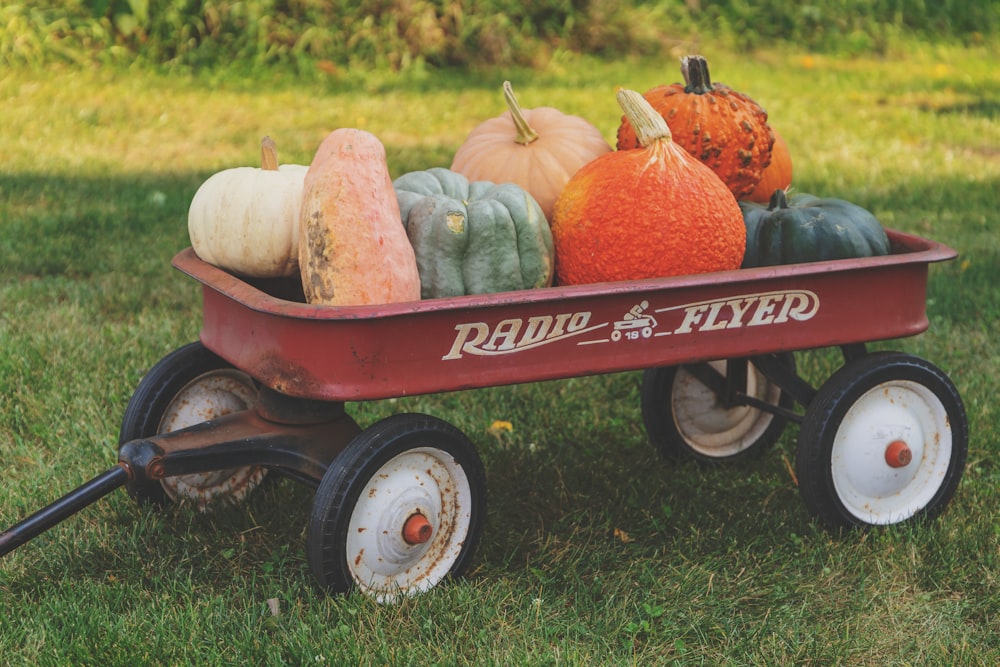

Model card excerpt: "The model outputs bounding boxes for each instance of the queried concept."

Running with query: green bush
[2,0,997,70]
[700,0,1000,53]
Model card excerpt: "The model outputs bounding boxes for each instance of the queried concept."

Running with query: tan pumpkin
[188,137,306,278]
[744,127,793,203]
[450,81,612,221]
[299,128,421,306]
[552,89,745,285]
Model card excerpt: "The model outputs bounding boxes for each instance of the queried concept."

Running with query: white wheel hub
[346,447,473,603]
[830,379,952,524]
[158,369,266,508]
[672,361,781,457]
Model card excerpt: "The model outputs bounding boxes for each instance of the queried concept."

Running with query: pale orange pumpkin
[298,129,421,306]
[744,127,793,203]
[450,81,612,221]
[552,89,745,286]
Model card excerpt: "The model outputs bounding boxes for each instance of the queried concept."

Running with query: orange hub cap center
[885,440,913,468]
[402,513,433,545]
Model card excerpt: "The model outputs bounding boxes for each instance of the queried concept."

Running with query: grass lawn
[1,42,999,665]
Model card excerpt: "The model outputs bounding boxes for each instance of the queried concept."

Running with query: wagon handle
[0,465,129,558]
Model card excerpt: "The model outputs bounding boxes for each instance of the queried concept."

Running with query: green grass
[2,43,999,665]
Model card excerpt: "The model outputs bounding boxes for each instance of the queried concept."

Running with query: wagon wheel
[118,342,267,508]
[307,413,486,603]
[795,352,968,529]
[641,354,795,462]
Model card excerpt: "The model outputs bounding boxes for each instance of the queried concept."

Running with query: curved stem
[503,81,539,146]
[616,88,672,149]
[261,136,279,170]
[681,55,714,95]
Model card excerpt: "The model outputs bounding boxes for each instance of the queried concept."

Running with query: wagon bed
[174,228,954,401]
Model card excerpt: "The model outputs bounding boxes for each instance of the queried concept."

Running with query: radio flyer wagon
[0,229,968,602]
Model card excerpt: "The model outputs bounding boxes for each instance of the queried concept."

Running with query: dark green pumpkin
[394,167,554,298]
[739,189,890,268]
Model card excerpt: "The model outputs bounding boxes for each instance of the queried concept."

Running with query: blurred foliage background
[3,0,997,73]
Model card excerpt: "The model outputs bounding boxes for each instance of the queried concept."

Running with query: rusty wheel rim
[344,446,473,603]
[158,369,267,509]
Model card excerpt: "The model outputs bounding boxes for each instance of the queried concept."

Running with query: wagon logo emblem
[611,301,656,341]
[441,289,819,360]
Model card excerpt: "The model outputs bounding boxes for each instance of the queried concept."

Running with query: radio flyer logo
[442,290,819,360]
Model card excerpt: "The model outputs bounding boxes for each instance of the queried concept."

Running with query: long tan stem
[616,89,673,149]
[503,81,539,146]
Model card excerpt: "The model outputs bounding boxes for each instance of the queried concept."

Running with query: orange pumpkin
[744,127,792,203]
[298,128,421,306]
[616,55,775,199]
[551,89,746,286]
[450,81,612,222]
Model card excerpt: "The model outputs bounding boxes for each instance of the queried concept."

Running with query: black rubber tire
[795,352,968,529]
[307,413,486,602]
[641,355,795,462]
[118,342,262,506]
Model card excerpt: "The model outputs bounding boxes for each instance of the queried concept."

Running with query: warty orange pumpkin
[450,81,612,222]
[615,55,775,199]
[551,89,746,286]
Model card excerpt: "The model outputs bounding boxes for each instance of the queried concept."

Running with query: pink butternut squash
[299,129,421,305]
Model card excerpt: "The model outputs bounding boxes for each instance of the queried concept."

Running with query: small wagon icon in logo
[611,300,657,341]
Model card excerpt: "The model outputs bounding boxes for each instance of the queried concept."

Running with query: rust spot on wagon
[249,353,327,399]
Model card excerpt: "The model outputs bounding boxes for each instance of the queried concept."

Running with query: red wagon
[0,229,968,602]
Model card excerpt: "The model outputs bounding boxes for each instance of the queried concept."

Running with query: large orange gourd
[552,89,745,286]
[299,128,421,306]
[616,55,775,199]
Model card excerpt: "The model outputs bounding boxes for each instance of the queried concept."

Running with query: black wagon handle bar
[0,465,129,558]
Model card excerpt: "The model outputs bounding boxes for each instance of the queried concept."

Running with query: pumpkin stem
[503,81,539,146]
[681,55,714,95]
[768,188,790,210]
[616,88,673,149]
[261,136,279,170]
